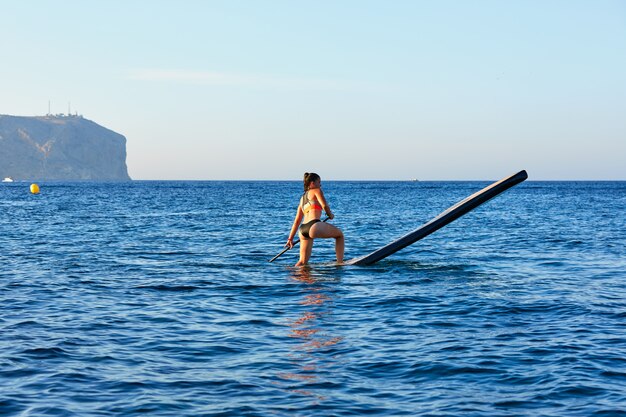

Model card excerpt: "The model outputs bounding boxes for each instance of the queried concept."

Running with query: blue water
[1,180,625,416]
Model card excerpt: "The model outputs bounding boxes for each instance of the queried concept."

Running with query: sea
[1,179,625,416]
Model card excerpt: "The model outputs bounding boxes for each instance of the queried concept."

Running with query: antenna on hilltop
[48,100,51,116]
[68,101,71,116]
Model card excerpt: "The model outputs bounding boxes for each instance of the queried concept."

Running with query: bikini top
[302,191,323,214]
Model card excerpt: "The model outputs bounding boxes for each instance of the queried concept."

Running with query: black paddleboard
[345,170,528,266]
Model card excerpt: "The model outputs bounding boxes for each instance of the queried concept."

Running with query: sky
[1,0,624,180]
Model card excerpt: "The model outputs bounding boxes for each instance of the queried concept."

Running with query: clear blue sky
[1,0,624,180]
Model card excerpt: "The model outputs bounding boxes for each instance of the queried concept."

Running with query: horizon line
[5,178,625,183]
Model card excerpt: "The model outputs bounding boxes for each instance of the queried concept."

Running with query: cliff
[0,114,131,181]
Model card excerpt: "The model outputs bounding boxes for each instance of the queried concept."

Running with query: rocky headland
[0,114,131,181]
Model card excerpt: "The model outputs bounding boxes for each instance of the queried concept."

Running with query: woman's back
[301,190,322,221]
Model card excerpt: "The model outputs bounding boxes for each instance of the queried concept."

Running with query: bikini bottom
[299,219,321,239]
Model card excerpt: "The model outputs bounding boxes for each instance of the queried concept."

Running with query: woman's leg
[296,234,314,266]
[309,222,344,263]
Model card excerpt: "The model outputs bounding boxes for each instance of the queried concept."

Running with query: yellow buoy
[30,183,40,194]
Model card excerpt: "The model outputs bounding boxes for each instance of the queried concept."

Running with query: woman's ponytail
[303,172,320,191]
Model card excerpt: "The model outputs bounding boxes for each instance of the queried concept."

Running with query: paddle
[269,217,330,263]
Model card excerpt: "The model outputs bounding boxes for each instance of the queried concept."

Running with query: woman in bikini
[286,173,344,266]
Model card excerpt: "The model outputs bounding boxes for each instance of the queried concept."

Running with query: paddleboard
[346,170,528,266]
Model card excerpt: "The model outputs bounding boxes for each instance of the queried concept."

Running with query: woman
[286,173,344,266]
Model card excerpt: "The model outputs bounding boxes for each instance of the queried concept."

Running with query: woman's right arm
[315,188,334,219]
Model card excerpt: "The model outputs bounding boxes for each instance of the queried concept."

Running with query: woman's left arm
[286,205,304,248]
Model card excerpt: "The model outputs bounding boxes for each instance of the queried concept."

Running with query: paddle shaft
[269,217,329,263]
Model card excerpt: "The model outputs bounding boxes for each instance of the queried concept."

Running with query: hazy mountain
[0,114,131,181]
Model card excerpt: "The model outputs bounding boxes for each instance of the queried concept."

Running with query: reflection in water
[276,266,344,403]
